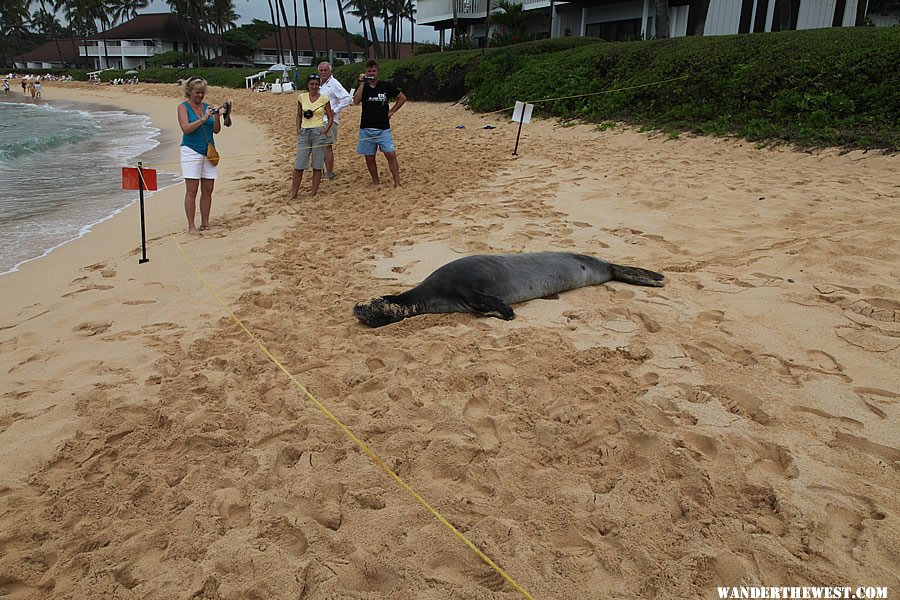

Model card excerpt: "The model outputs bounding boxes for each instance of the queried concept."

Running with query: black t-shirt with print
[359,81,401,130]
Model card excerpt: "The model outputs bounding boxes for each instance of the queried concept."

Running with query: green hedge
[332,37,601,101]
[336,28,898,150]
[466,27,899,150]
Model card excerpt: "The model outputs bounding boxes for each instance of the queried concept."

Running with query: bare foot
[188,227,200,235]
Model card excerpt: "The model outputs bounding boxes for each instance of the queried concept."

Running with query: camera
[364,75,375,81]
[303,109,314,119]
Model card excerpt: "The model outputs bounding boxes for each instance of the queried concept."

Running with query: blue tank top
[181,101,215,156]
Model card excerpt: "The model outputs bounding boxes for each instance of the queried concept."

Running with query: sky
[143,0,441,43]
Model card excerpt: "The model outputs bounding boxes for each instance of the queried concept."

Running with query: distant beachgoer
[28,82,36,100]
[317,61,352,180]
[2,80,9,96]
[177,76,223,234]
[354,59,407,187]
[292,74,334,199]
[34,80,42,99]
[21,80,26,95]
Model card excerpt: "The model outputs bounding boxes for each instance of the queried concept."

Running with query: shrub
[327,29,900,150]
[413,43,440,56]
[147,51,198,68]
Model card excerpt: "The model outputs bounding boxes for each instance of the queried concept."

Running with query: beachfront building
[418,0,881,44]
[79,13,212,70]
[14,38,89,70]
[255,27,368,67]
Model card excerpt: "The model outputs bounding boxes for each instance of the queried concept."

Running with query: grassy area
[336,27,899,150]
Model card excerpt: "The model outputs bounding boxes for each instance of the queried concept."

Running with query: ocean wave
[0,103,100,162]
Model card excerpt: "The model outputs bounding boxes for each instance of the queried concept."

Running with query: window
[585,18,643,41]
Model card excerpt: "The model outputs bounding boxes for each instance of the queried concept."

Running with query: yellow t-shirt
[299,92,330,128]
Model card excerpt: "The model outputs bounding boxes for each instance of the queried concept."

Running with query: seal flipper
[610,264,665,287]
[464,291,515,320]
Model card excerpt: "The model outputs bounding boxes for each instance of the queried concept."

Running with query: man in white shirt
[318,61,353,180]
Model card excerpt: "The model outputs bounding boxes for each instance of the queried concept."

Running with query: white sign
[512,101,534,124]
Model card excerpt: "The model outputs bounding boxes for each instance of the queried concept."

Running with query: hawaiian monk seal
[353,252,664,328]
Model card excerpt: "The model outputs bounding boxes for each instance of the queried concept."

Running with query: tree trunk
[323,0,330,63]
[655,0,669,38]
[368,13,382,58]
[337,0,355,64]
[302,0,318,62]
[277,0,298,66]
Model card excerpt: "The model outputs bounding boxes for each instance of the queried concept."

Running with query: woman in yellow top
[292,74,334,198]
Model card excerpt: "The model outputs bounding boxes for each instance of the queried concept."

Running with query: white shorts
[180,145,218,180]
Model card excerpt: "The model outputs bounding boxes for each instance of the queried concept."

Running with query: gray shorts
[322,121,339,145]
[295,126,327,170]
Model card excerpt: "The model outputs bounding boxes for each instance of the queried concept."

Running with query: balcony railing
[417,0,554,24]
[82,46,162,57]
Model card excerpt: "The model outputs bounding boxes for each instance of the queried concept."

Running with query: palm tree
[109,0,150,26]
[322,0,329,62]
[301,0,317,64]
[264,0,284,63]
[344,0,382,59]
[167,0,200,63]
[397,0,415,55]
[206,0,239,64]
[275,0,298,66]
[32,2,67,65]
[488,0,529,40]
[54,0,88,67]
[1,0,31,66]
[335,0,356,63]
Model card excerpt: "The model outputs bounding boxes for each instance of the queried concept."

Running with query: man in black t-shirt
[354,59,407,187]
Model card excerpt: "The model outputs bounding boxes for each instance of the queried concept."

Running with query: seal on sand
[353,252,664,328]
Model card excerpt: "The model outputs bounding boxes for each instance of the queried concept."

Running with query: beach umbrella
[268,63,289,72]
[125,70,138,74]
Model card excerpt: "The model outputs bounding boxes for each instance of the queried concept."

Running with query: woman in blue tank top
[177,77,222,234]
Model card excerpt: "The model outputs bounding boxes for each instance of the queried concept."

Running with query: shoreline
[0,82,288,485]
[0,90,182,276]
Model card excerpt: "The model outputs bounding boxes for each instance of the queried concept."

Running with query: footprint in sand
[211,487,251,529]
[72,321,112,336]
[847,298,900,323]
[854,387,896,419]
[696,310,725,325]
[831,431,900,466]
[835,326,900,353]
[697,384,772,424]
[62,283,113,298]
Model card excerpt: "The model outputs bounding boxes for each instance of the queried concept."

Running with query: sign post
[122,164,157,264]
[511,101,534,156]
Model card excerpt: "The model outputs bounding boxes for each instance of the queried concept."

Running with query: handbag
[195,102,220,166]
[206,143,220,166]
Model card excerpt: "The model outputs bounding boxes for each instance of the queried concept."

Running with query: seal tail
[610,263,665,287]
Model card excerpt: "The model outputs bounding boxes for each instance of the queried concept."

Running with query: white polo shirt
[320,76,352,124]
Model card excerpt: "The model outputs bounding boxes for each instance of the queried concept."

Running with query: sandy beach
[0,80,897,599]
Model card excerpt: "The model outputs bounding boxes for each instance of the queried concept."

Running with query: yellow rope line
[135,166,536,600]
[483,74,690,116]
